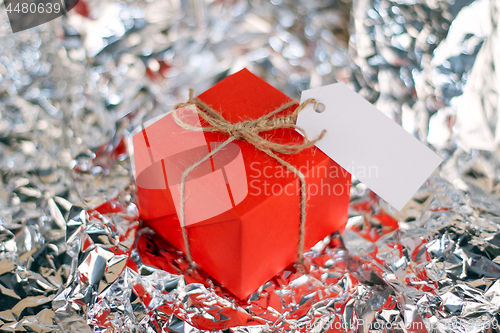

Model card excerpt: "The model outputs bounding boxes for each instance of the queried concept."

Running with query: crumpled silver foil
[1,0,499,331]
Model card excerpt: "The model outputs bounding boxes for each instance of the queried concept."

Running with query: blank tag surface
[297,83,442,211]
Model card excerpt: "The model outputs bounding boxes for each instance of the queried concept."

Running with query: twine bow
[173,89,325,265]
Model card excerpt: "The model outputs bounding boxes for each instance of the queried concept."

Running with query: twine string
[173,89,325,266]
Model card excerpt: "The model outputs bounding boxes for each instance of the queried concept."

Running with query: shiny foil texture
[0,0,499,331]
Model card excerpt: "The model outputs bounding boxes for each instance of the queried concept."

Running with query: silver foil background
[0,0,499,331]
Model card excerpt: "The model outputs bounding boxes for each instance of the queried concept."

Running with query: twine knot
[173,88,326,267]
[226,121,247,139]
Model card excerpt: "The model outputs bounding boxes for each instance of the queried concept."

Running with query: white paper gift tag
[297,83,442,211]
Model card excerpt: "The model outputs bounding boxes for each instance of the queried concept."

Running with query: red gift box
[132,69,351,299]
